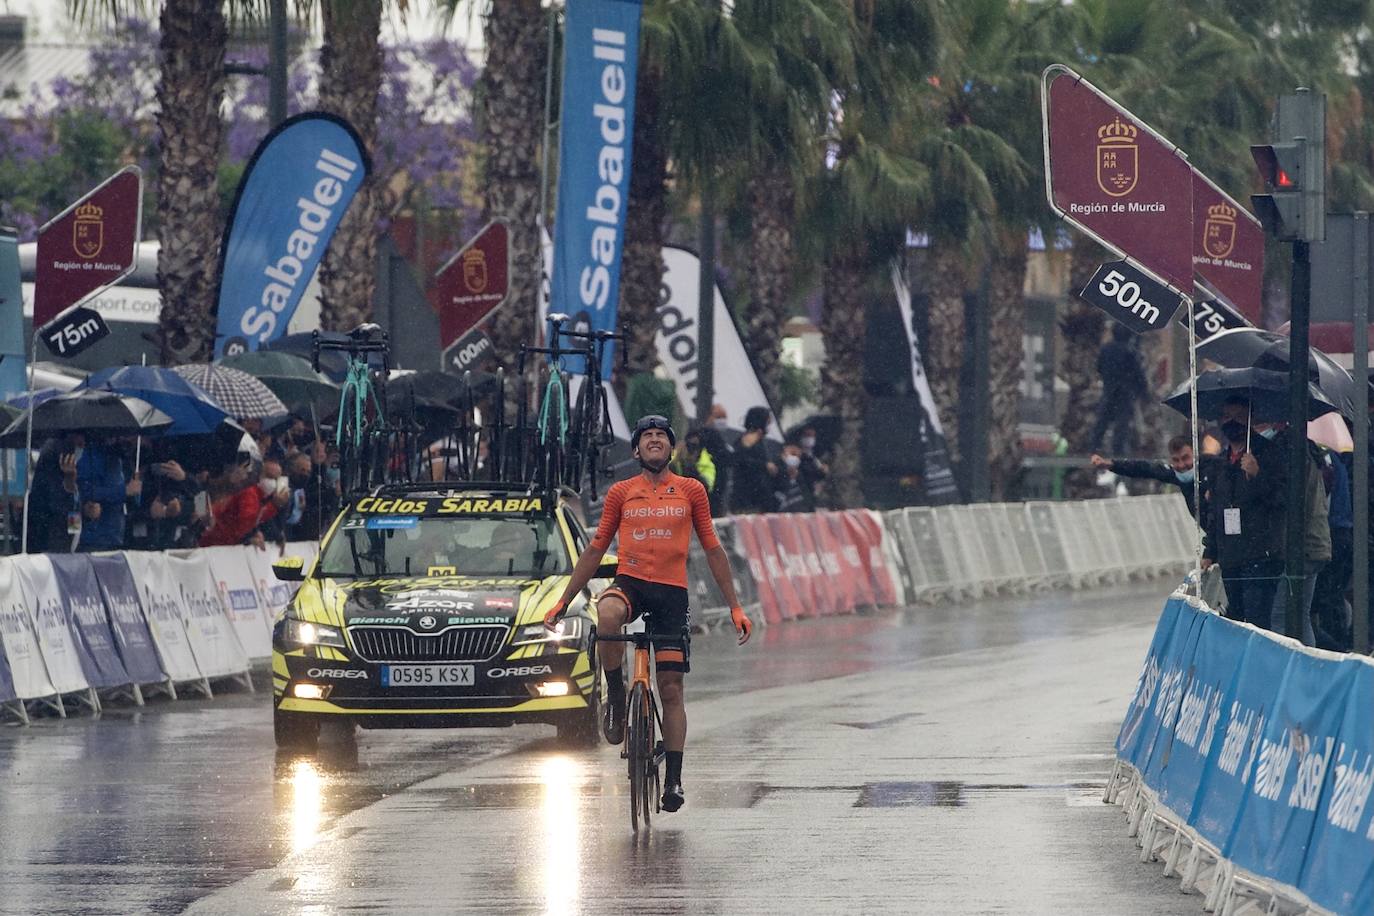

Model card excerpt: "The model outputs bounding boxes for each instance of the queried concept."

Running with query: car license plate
[381,664,474,688]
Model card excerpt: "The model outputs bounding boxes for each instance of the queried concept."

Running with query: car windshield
[317,513,570,579]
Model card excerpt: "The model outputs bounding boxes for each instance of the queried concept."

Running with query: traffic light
[1250,89,1325,243]
[1251,141,1306,240]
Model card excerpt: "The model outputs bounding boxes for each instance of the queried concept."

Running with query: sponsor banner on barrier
[734,515,800,624]
[766,515,821,617]
[48,554,129,690]
[0,558,57,701]
[88,553,165,685]
[245,545,294,630]
[166,552,250,679]
[203,546,272,659]
[811,513,855,615]
[122,551,205,683]
[1119,598,1374,915]
[11,555,90,695]
[844,511,899,607]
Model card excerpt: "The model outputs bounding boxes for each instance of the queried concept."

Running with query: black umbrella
[262,333,353,382]
[219,350,340,418]
[1163,367,1338,423]
[0,390,173,447]
[1197,327,1359,420]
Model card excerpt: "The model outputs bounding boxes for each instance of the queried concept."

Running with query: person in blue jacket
[75,437,129,552]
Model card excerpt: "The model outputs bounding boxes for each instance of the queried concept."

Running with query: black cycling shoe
[661,782,685,812]
[602,695,625,745]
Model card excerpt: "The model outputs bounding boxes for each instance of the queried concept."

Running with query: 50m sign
[1080,260,1184,334]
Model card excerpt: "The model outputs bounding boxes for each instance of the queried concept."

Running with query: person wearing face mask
[1200,397,1290,628]
[773,443,816,513]
[696,404,735,516]
[1090,435,1217,520]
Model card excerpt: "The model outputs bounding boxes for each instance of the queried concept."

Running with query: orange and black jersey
[589,471,721,588]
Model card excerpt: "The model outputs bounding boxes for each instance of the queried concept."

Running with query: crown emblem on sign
[1207,202,1236,222]
[75,202,103,220]
[1097,117,1138,144]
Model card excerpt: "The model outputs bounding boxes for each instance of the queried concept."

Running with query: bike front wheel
[626,682,648,832]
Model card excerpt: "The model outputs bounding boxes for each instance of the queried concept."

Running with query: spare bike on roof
[315,318,628,503]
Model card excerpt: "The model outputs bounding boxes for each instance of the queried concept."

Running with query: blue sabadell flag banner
[549,0,643,379]
[213,112,370,358]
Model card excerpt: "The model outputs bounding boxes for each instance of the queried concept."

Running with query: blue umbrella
[80,365,230,436]
[6,387,62,410]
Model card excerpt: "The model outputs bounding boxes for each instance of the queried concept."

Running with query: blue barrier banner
[1301,663,1374,915]
[1137,604,1209,810]
[88,554,165,686]
[1115,596,1184,768]
[1173,614,1249,827]
[1119,598,1374,915]
[1227,646,1352,886]
[49,554,128,689]
[548,0,643,378]
[213,112,370,358]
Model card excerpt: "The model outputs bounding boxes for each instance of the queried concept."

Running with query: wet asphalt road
[1,580,1199,915]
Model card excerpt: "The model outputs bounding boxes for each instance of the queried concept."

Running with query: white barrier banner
[0,557,56,700]
[202,546,271,659]
[166,551,250,679]
[122,551,204,683]
[244,545,292,630]
[11,555,89,695]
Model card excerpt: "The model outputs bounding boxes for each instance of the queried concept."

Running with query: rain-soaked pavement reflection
[2,580,1200,915]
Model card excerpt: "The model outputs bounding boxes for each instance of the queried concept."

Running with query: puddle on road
[855,780,966,807]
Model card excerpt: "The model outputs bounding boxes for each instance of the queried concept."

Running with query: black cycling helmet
[631,414,676,451]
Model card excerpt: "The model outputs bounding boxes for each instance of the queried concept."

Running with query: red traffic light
[1250,143,1304,191]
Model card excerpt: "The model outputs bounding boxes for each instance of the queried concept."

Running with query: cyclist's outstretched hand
[730,606,752,645]
[543,600,568,631]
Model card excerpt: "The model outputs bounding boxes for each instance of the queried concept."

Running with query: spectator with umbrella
[1,390,173,553]
[1178,370,1334,640]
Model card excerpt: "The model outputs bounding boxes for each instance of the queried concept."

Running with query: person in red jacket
[199,459,287,547]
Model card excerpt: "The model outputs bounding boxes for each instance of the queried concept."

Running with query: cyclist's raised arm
[687,479,720,552]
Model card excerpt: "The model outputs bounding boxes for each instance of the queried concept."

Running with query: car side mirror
[595,556,618,578]
[272,556,306,582]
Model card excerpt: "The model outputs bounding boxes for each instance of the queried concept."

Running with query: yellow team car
[270,482,613,750]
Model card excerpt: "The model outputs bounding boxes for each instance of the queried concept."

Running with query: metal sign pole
[1354,213,1370,653]
[1284,240,1312,641]
[19,329,38,554]
[1187,297,1202,583]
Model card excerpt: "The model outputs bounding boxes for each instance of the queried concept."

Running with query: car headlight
[512,616,583,645]
[281,615,347,649]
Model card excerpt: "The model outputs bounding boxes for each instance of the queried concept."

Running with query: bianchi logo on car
[487,664,553,678]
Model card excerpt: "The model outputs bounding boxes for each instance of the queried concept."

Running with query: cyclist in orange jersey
[546,414,752,812]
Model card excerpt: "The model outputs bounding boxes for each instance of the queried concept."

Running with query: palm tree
[316,0,385,332]
[472,0,546,363]
[807,0,940,507]
[731,0,854,409]
[155,0,229,363]
[67,0,231,364]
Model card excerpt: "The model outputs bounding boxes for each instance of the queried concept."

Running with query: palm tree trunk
[923,243,968,468]
[155,0,226,365]
[820,250,867,508]
[317,0,383,332]
[1060,235,1106,496]
[987,230,1027,500]
[744,167,795,409]
[480,0,546,361]
[618,65,667,393]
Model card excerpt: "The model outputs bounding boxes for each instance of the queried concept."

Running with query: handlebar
[595,628,690,646]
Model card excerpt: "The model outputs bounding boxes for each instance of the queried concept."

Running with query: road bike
[595,627,688,832]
